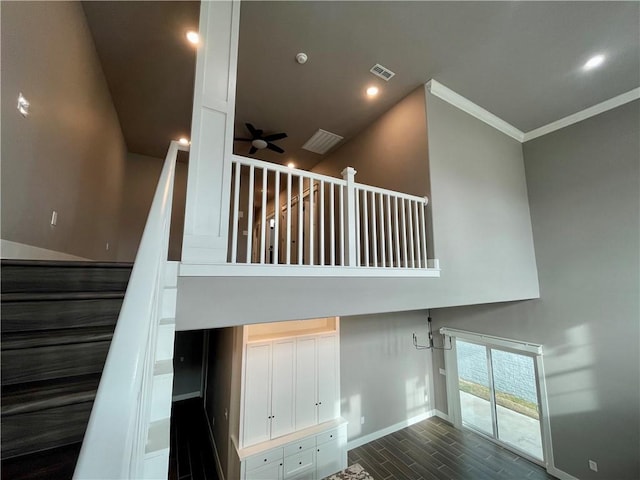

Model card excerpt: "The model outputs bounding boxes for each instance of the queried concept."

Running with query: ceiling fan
[234,123,287,155]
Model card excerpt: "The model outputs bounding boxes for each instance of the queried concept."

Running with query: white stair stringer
[143,261,178,479]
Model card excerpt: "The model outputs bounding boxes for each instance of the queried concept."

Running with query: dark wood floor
[169,398,219,480]
[348,416,556,480]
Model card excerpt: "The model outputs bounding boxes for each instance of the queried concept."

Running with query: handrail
[74,141,186,479]
[354,181,428,205]
[232,154,347,186]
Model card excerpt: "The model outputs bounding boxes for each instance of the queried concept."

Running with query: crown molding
[426,79,525,142]
[523,87,640,141]
[426,80,640,144]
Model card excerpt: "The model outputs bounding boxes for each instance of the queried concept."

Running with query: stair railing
[228,154,433,270]
[74,141,186,479]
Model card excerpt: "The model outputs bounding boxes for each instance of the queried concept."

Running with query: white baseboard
[203,409,225,480]
[347,410,435,451]
[172,391,201,402]
[547,465,580,480]
[432,410,450,422]
[1,239,91,261]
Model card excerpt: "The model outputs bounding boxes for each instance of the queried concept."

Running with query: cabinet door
[271,339,295,438]
[317,335,339,424]
[247,461,283,480]
[316,437,343,479]
[295,337,317,430]
[243,343,272,446]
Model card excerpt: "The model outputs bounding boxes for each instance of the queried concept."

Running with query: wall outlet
[238,211,244,218]
[224,408,228,420]
[50,210,58,226]
[360,416,365,425]
[589,460,598,472]
[439,368,446,376]
[105,241,110,251]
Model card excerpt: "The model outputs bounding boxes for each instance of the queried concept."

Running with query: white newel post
[341,167,357,266]
[182,0,240,264]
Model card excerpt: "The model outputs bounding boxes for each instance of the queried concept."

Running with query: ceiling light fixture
[583,54,605,70]
[178,137,190,145]
[186,31,200,45]
[287,162,295,169]
[366,86,379,97]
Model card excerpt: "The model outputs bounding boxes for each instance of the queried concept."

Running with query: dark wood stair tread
[2,326,114,350]
[2,374,101,416]
[1,259,133,268]
[1,291,125,303]
[1,441,82,480]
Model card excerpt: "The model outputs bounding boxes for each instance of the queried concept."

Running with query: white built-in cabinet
[295,335,339,430]
[243,339,296,446]
[236,318,347,480]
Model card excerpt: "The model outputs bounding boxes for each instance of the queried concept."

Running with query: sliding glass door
[454,339,544,462]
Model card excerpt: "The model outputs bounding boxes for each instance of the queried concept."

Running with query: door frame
[441,328,554,469]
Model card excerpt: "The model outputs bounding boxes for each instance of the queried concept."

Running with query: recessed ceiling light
[186,31,200,45]
[583,54,605,70]
[366,86,379,97]
[287,162,295,169]
[178,137,190,145]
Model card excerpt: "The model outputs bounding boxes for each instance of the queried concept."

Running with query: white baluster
[260,169,267,264]
[231,162,241,263]
[246,165,255,263]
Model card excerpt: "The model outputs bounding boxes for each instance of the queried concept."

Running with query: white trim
[346,410,434,451]
[547,465,580,480]
[433,410,450,422]
[426,80,525,142]
[172,391,201,402]
[439,327,542,354]
[179,262,440,277]
[524,87,640,141]
[426,80,640,143]
[1,239,91,261]
[204,408,226,480]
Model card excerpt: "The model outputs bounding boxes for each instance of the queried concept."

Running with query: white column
[182,0,240,264]
[341,167,357,266]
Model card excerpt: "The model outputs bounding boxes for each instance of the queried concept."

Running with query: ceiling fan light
[251,139,268,149]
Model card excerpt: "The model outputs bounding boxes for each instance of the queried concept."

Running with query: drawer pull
[299,446,302,450]
[299,461,302,465]
[263,459,267,462]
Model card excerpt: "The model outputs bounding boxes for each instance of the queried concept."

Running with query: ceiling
[84,1,640,168]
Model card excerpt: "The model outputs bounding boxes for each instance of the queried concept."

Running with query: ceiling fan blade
[266,143,284,154]
[263,132,288,142]
[246,123,258,137]
[249,146,258,155]
[234,137,252,142]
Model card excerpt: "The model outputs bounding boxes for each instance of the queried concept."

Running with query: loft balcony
[179,154,440,278]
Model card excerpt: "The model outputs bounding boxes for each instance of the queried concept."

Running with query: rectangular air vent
[302,129,344,155]
[370,63,395,81]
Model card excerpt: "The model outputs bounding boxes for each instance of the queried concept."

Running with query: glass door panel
[456,340,494,436]
[490,349,543,460]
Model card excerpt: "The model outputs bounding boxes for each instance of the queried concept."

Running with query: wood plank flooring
[348,416,556,480]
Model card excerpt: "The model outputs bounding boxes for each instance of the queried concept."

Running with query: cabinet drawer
[283,436,315,457]
[246,447,283,471]
[283,449,315,478]
[316,428,342,446]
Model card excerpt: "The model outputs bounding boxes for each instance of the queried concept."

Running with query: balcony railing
[226,155,438,275]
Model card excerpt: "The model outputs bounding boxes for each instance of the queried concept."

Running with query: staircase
[1,259,132,479]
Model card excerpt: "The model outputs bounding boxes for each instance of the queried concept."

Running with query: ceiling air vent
[370,63,395,81]
[302,129,344,155]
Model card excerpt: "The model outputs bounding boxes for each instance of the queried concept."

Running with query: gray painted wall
[204,327,238,480]
[1,1,126,260]
[431,101,640,480]
[313,87,431,199]
[340,311,434,442]
[117,153,188,262]
[177,84,539,328]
